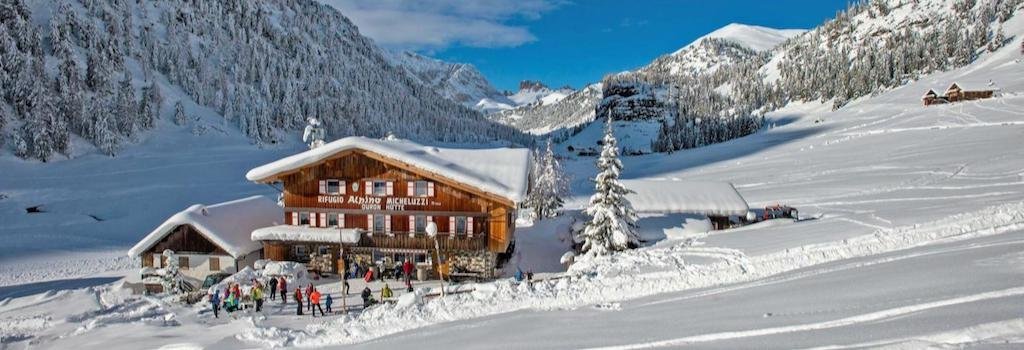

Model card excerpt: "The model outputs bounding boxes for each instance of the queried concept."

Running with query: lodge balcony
[355,231,487,251]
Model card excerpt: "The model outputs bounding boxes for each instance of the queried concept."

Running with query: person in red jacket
[402,258,414,291]
[305,283,314,312]
[278,277,288,305]
[293,288,303,315]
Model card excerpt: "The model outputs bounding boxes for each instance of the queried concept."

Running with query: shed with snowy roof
[245,136,532,278]
[127,196,282,281]
[944,82,997,102]
[623,179,750,230]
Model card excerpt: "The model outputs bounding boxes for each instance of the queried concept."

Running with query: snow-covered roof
[622,180,750,216]
[251,225,363,244]
[946,82,1000,92]
[246,136,531,203]
[922,89,938,98]
[128,196,282,258]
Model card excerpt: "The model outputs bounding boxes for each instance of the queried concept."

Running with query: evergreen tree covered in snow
[173,101,186,126]
[578,116,639,257]
[526,138,569,220]
[302,117,327,149]
[159,249,186,294]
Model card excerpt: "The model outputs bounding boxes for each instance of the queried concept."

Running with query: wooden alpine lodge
[922,82,998,106]
[129,136,531,281]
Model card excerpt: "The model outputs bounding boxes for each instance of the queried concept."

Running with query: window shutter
[407,181,415,196]
[338,213,346,227]
[386,181,394,196]
[366,214,373,234]
[385,215,392,235]
[319,213,327,228]
[291,212,299,226]
[449,217,456,234]
[427,182,435,196]
[339,180,346,194]
[467,217,474,238]
[365,181,372,195]
[319,180,327,194]
[409,216,416,237]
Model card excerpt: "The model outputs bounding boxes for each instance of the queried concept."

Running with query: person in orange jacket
[310,288,325,317]
[293,288,304,315]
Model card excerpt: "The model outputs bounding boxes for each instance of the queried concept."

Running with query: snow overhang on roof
[245,136,531,203]
[622,179,750,217]
[252,225,362,244]
[127,196,282,258]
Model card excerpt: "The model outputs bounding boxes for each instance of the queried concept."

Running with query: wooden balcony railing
[356,231,486,251]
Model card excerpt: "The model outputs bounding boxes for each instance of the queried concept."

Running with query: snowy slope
[1,2,1023,349]
[386,51,515,113]
[677,23,806,54]
[488,83,603,135]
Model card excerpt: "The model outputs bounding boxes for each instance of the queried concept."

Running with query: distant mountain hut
[921,89,947,106]
[944,83,996,103]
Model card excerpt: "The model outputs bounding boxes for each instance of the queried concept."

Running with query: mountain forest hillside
[0,0,529,162]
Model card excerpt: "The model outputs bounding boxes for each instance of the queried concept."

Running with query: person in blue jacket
[209,290,221,318]
[325,294,333,314]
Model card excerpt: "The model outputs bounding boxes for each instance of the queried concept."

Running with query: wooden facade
[139,224,254,281]
[255,149,519,276]
[944,83,995,103]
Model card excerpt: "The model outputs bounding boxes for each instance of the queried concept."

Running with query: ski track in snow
[588,287,1024,349]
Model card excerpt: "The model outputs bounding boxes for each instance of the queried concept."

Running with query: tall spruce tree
[578,116,639,257]
[527,138,568,220]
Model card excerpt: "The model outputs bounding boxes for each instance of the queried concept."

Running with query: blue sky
[324,1,852,91]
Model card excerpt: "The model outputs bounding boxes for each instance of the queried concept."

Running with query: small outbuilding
[921,89,947,106]
[127,196,282,281]
[622,179,750,230]
[945,82,997,102]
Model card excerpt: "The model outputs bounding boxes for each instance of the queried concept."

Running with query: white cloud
[320,0,563,50]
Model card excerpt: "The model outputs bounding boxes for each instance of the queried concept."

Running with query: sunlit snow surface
[3,11,1024,350]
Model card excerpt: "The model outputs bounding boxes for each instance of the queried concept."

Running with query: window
[178,256,190,270]
[455,216,467,234]
[328,214,339,227]
[415,253,428,264]
[317,245,331,255]
[294,245,309,258]
[209,257,220,271]
[299,212,310,225]
[327,179,341,194]
[372,181,388,196]
[373,215,386,233]
[414,215,426,233]
[414,181,429,197]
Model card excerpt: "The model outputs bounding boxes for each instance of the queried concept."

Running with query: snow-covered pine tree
[114,71,138,137]
[302,117,326,149]
[160,249,186,294]
[578,116,640,257]
[173,101,186,126]
[139,82,162,129]
[989,25,1006,52]
[11,130,28,158]
[527,138,568,220]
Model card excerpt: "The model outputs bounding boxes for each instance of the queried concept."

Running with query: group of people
[293,282,333,316]
[347,258,417,291]
[208,279,267,318]
[208,262,417,319]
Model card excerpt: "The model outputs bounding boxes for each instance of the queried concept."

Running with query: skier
[209,290,221,318]
[341,279,350,296]
[293,288,304,315]
[325,293,333,314]
[310,288,324,317]
[380,283,393,300]
[514,266,524,282]
[278,277,288,304]
[252,284,264,312]
[268,276,278,301]
[403,258,415,291]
